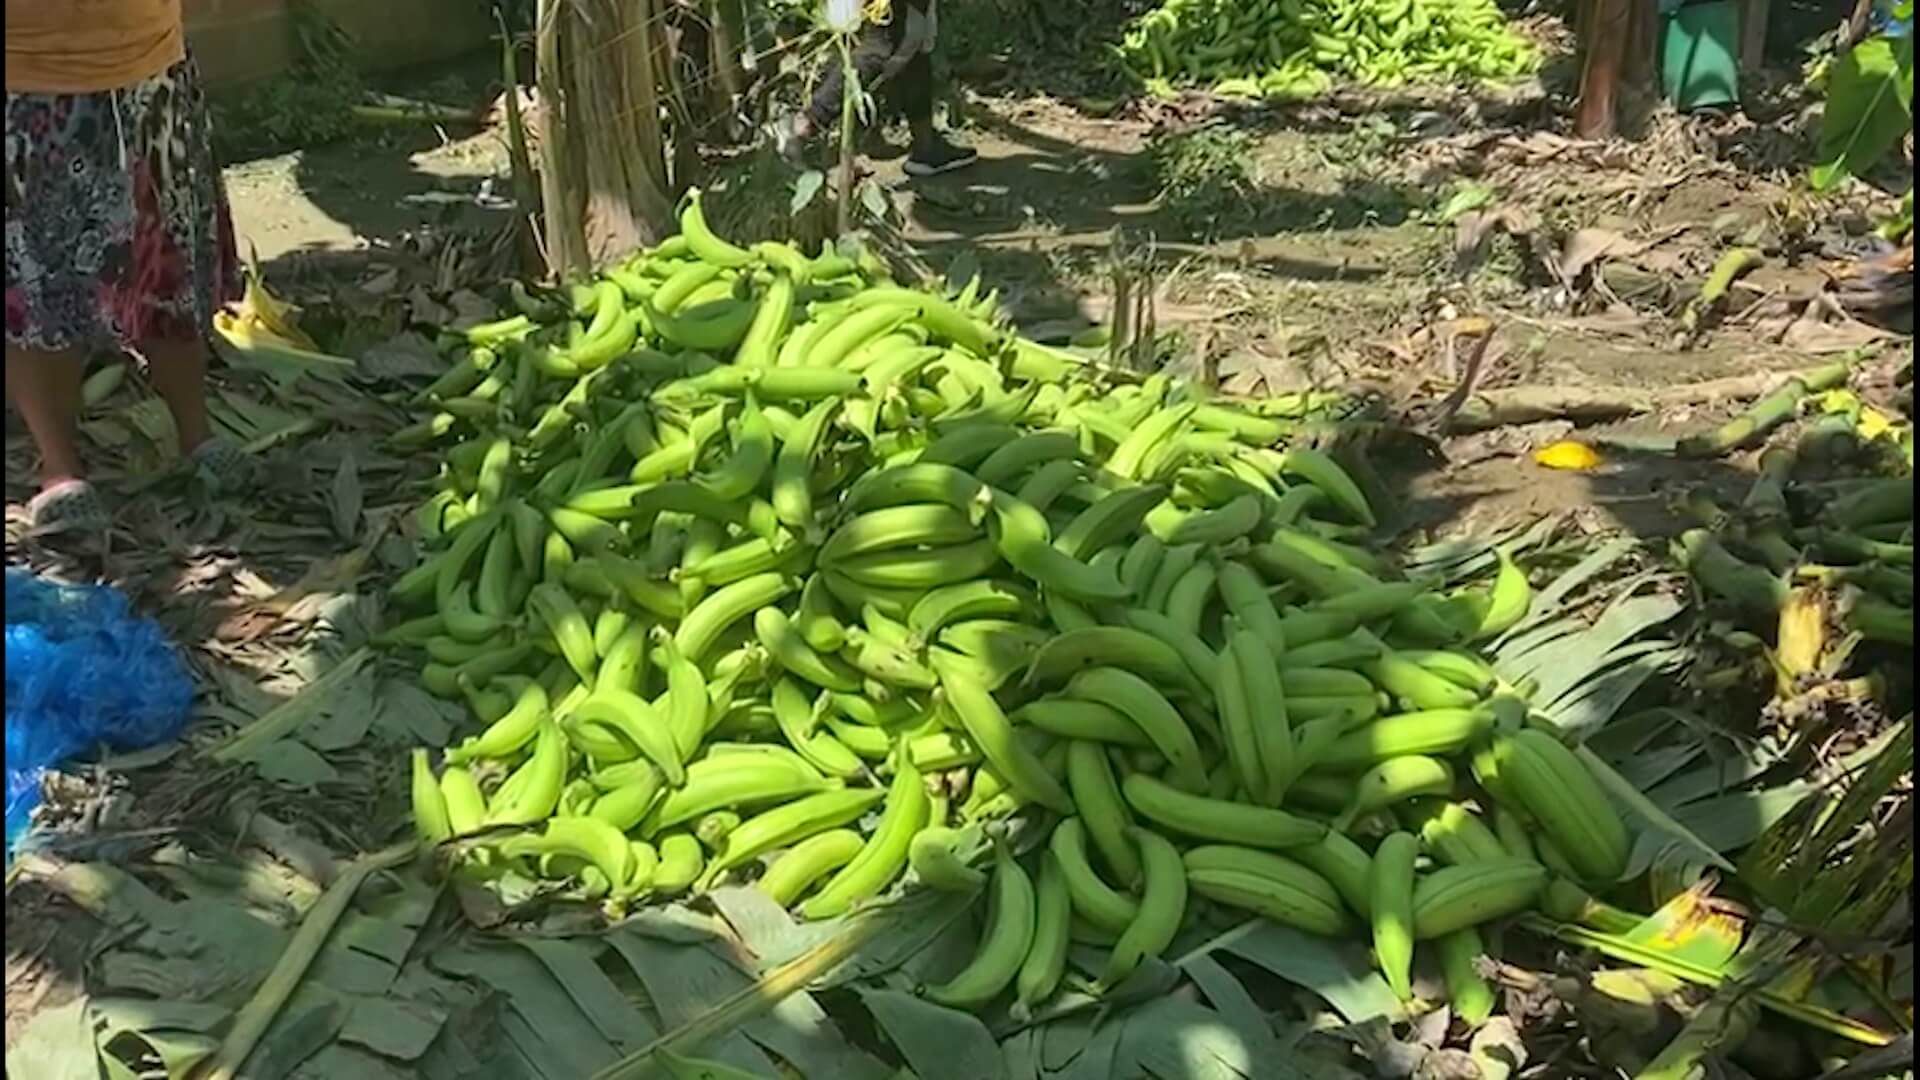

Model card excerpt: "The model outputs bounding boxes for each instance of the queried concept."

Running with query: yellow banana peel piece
[235,269,319,351]
[1855,407,1894,441]
[212,311,355,370]
[1773,584,1829,694]
[1533,441,1603,471]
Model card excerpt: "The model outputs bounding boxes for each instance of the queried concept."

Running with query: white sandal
[26,478,110,537]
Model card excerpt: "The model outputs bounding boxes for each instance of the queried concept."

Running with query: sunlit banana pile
[1117,0,1538,100]
[388,191,1633,1020]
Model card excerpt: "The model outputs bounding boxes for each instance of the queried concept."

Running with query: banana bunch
[392,192,1637,1023]
[1680,419,1911,672]
[1117,0,1538,98]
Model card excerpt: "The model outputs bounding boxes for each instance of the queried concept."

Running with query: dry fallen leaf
[1556,227,1630,284]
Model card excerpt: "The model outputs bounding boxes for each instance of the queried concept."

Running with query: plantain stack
[391,192,1637,1022]
[1117,0,1538,100]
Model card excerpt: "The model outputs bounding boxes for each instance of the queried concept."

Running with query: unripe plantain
[1369,831,1418,1002]
[1183,846,1350,937]
[758,829,865,908]
[411,750,452,845]
[1410,858,1547,939]
[1336,755,1456,831]
[1399,798,1510,867]
[1013,850,1072,1020]
[800,751,931,919]
[1364,652,1484,711]
[1100,828,1188,990]
[1122,772,1326,850]
[1490,729,1630,884]
[1475,547,1531,639]
[1291,830,1375,919]
[910,826,989,892]
[923,842,1035,1009]
[1437,927,1497,1028]
[652,833,706,896]
[1315,707,1497,770]
[1063,740,1143,889]
[1050,816,1141,934]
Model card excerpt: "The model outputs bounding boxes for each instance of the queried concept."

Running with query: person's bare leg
[139,337,212,455]
[4,344,88,487]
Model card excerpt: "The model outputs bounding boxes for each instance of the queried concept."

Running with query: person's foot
[904,137,979,178]
[26,478,110,537]
[188,437,256,495]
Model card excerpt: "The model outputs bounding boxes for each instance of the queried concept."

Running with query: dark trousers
[804,17,933,136]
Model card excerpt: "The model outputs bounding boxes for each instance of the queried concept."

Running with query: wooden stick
[1575,0,1633,138]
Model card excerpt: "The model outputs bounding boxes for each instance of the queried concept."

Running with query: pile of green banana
[389,191,1635,1021]
[1117,0,1538,99]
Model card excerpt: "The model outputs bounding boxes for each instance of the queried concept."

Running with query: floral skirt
[5,57,240,353]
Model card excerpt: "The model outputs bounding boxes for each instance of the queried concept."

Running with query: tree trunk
[1626,0,1661,93]
[1741,0,1771,73]
[1575,0,1634,138]
[535,0,586,277]
[535,0,682,277]
[709,0,748,134]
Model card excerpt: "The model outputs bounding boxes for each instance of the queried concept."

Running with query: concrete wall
[185,0,494,85]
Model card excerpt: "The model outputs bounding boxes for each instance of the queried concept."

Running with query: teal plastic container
[1662,1,1740,110]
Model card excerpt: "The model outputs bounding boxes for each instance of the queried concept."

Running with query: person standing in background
[6,0,248,537]
[781,0,980,177]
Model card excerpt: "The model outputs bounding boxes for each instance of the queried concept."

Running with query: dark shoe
[904,139,979,177]
[189,437,257,495]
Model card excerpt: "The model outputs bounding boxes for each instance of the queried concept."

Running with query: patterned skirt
[4,57,240,353]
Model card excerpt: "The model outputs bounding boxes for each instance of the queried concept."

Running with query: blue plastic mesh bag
[5,569,193,858]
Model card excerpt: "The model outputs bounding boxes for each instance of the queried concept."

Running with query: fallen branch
[351,96,482,127]
[1435,363,1876,434]
[1443,385,1651,432]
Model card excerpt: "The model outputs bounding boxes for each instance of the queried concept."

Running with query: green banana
[985,488,1131,602]
[1121,772,1326,850]
[1050,815,1141,934]
[1335,755,1456,831]
[1369,830,1418,1001]
[800,749,929,918]
[1183,845,1350,936]
[1025,626,1198,697]
[1066,667,1208,793]
[1486,730,1630,884]
[1410,858,1548,939]
[922,841,1035,1008]
[933,650,1074,815]
[1013,850,1072,1020]
[1099,827,1187,990]
[909,826,988,892]
[701,786,887,888]
[1315,707,1497,770]
[759,828,866,907]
